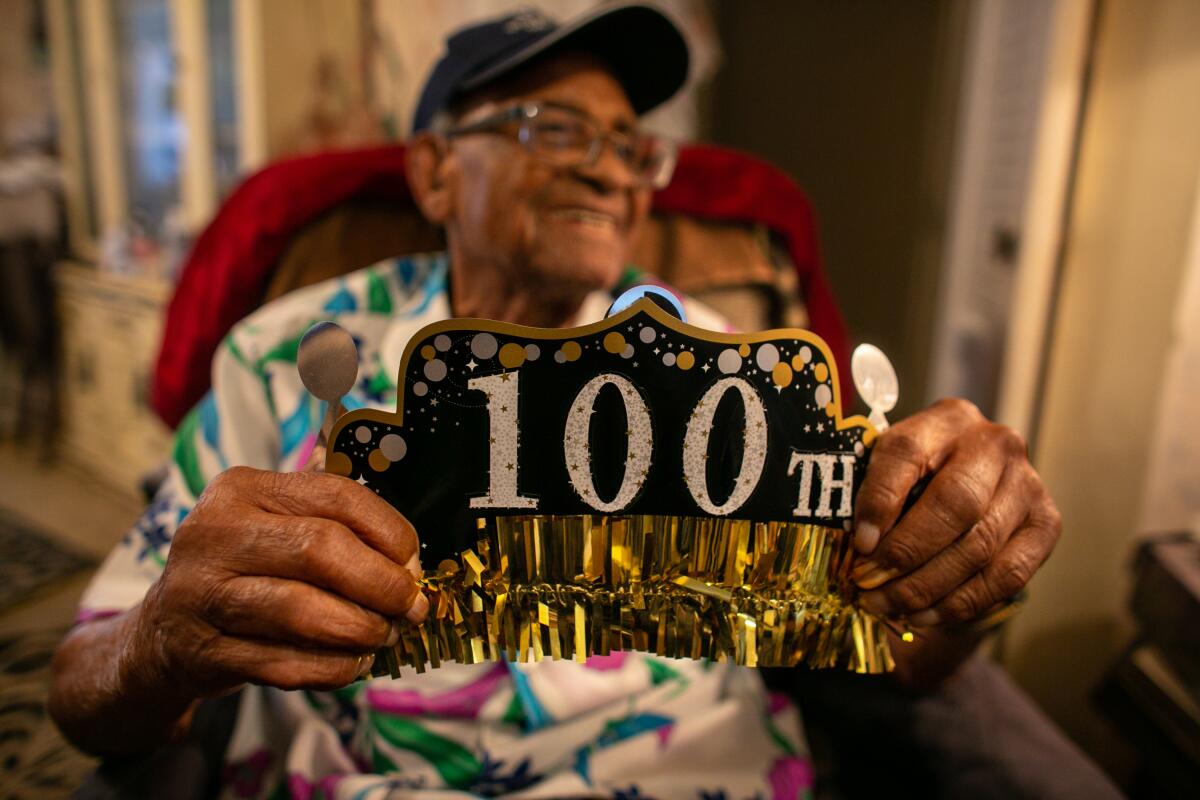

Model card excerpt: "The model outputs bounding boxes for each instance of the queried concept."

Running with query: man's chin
[526,253,624,297]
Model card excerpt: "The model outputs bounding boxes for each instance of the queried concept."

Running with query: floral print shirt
[79,252,814,800]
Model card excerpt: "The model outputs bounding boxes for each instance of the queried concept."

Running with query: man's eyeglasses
[438,102,678,189]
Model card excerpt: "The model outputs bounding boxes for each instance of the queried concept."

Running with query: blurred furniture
[45,0,376,266]
[1095,532,1200,799]
[0,239,59,453]
[55,263,172,495]
[47,0,182,270]
[150,143,852,429]
[0,154,62,455]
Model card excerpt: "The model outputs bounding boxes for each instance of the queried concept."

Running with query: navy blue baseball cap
[411,3,690,133]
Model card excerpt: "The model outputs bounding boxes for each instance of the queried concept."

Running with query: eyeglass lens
[522,108,674,187]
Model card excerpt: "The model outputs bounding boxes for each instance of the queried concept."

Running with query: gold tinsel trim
[372,515,893,677]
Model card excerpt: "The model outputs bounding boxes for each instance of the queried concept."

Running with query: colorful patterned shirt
[79,252,814,800]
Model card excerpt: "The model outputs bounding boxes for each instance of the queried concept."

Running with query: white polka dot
[854,441,865,456]
[799,345,813,364]
[424,359,447,382]
[525,344,540,360]
[815,383,832,408]
[662,352,676,366]
[755,343,780,371]
[717,348,743,374]
[621,344,634,359]
[380,433,407,461]
[434,334,452,352]
[639,326,656,343]
[470,333,498,359]
[554,350,567,363]
[413,382,428,396]
[354,425,372,443]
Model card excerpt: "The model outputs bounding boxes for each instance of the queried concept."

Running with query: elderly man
[51,5,1062,798]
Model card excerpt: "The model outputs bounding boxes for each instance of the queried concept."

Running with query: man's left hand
[850,398,1061,627]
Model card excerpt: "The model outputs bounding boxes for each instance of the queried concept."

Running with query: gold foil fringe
[372,515,894,677]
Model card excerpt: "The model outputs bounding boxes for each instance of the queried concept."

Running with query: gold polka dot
[791,355,806,371]
[421,344,436,360]
[676,351,695,370]
[738,343,751,357]
[814,363,829,382]
[498,342,526,368]
[825,403,836,417]
[368,449,391,472]
[562,341,582,361]
[326,452,352,476]
[772,362,793,387]
[603,332,626,354]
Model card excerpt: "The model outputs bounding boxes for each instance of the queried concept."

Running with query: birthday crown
[319,293,897,676]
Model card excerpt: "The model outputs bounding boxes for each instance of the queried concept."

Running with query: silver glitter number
[468,372,539,509]
[563,374,653,512]
[682,377,768,515]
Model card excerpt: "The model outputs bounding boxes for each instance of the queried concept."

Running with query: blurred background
[0,0,1197,796]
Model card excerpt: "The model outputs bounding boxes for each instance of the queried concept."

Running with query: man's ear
[406,132,455,225]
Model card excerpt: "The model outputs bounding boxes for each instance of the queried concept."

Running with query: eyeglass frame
[433,101,678,190]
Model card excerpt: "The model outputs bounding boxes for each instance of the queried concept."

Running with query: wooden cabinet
[56,262,172,495]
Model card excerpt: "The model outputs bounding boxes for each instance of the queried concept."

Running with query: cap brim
[460,2,690,116]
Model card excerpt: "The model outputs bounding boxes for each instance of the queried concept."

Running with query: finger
[858,461,1029,616]
[203,575,401,651]
[229,511,429,624]
[853,399,981,554]
[913,511,1058,626]
[210,635,377,692]
[301,443,327,473]
[252,469,420,568]
[852,423,1013,589]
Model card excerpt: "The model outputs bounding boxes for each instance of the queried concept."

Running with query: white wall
[1002,0,1200,771]
[928,0,1059,417]
[1139,166,1200,534]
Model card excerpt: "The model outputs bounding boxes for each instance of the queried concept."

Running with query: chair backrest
[151,144,850,428]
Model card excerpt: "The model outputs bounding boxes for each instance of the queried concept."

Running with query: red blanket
[152,143,849,428]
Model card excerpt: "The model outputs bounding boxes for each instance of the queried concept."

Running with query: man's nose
[574,136,638,192]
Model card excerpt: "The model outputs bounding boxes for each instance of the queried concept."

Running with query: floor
[0,441,143,797]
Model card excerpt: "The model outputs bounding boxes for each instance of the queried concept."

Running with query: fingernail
[385,622,400,647]
[860,592,894,615]
[854,563,900,590]
[405,552,423,580]
[854,523,880,554]
[405,591,430,625]
[909,609,941,627]
[850,558,877,580]
[357,652,376,678]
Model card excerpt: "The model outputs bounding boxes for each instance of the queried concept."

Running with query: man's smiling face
[438,52,652,300]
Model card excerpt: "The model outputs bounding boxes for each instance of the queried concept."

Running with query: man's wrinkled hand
[132,467,428,697]
[850,398,1061,627]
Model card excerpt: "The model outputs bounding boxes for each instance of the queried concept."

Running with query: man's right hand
[132,466,428,698]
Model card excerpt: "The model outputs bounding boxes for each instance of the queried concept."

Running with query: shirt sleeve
[76,337,281,621]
